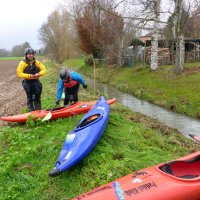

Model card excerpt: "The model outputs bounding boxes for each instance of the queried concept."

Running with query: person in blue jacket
[56,68,87,106]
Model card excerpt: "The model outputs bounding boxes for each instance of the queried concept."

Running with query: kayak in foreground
[189,134,200,143]
[49,96,110,177]
[0,98,116,123]
[73,151,200,200]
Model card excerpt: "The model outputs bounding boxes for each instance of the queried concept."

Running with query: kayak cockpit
[77,114,101,128]
[160,154,200,179]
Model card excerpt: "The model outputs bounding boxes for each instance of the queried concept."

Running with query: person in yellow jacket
[17,47,47,111]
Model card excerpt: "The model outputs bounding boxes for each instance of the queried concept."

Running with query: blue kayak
[49,96,110,177]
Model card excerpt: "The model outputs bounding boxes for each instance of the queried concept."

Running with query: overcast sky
[0,0,62,51]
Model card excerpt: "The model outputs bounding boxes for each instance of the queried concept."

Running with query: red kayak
[0,98,116,123]
[73,151,200,200]
[189,134,200,143]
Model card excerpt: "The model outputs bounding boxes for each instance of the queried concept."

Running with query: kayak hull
[49,96,110,177]
[0,98,116,123]
[73,151,200,200]
[189,134,200,143]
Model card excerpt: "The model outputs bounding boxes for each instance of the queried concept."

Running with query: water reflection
[87,78,200,139]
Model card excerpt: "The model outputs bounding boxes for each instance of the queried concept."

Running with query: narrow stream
[86,78,200,140]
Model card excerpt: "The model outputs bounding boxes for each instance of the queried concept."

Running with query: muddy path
[0,59,26,126]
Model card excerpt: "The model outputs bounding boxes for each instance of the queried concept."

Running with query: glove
[83,84,88,89]
[56,100,60,105]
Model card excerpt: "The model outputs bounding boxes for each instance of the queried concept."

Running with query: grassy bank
[79,62,200,118]
[0,59,199,200]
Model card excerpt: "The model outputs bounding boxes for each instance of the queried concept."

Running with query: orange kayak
[189,134,200,143]
[0,98,116,123]
[74,151,200,200]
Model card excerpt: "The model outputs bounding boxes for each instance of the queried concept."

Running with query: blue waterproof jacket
[56,71,86,101]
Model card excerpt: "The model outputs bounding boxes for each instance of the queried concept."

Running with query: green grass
[79,62,200,118]
[64,58,85,70]
[0,57,23,60]
[0,58,199,200]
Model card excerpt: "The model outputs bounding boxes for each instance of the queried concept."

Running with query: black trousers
[64,83,80,105]
[22,80,42,111]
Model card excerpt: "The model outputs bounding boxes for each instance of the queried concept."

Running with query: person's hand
[30,73,40,79]
[56,100,60,105]
[30,74,35,79]
[83,84,88,89]
[34,73,40,78]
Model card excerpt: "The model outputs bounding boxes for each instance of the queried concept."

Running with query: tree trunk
[172,0,185,74]
[151,26,158,70]
[175,34,185,74]
[116,39,124,67]
[150,0,160,71]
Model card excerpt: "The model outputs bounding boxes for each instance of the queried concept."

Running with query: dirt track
[0,59,26,126]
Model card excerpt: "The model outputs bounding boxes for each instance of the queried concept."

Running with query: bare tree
[63,0,200,72]
[127,0,199,73]
[184,6,200,37]
[161,0,200,73]
[0,49,10,57]
[11,42,30,57]
[38,9,78,63]
[73,0,124,66]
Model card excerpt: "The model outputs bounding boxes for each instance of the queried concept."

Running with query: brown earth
[0,59,26,126]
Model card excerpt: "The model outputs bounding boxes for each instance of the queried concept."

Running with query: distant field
[0,56,45,61]
[0,57,23,60]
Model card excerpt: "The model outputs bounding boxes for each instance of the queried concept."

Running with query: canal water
[86,78,200,140]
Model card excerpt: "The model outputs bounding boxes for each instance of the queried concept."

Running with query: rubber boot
[27,99,34,112]
[34,100,41,110]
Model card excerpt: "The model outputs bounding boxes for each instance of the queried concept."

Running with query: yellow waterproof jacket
[17,59,47,80]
